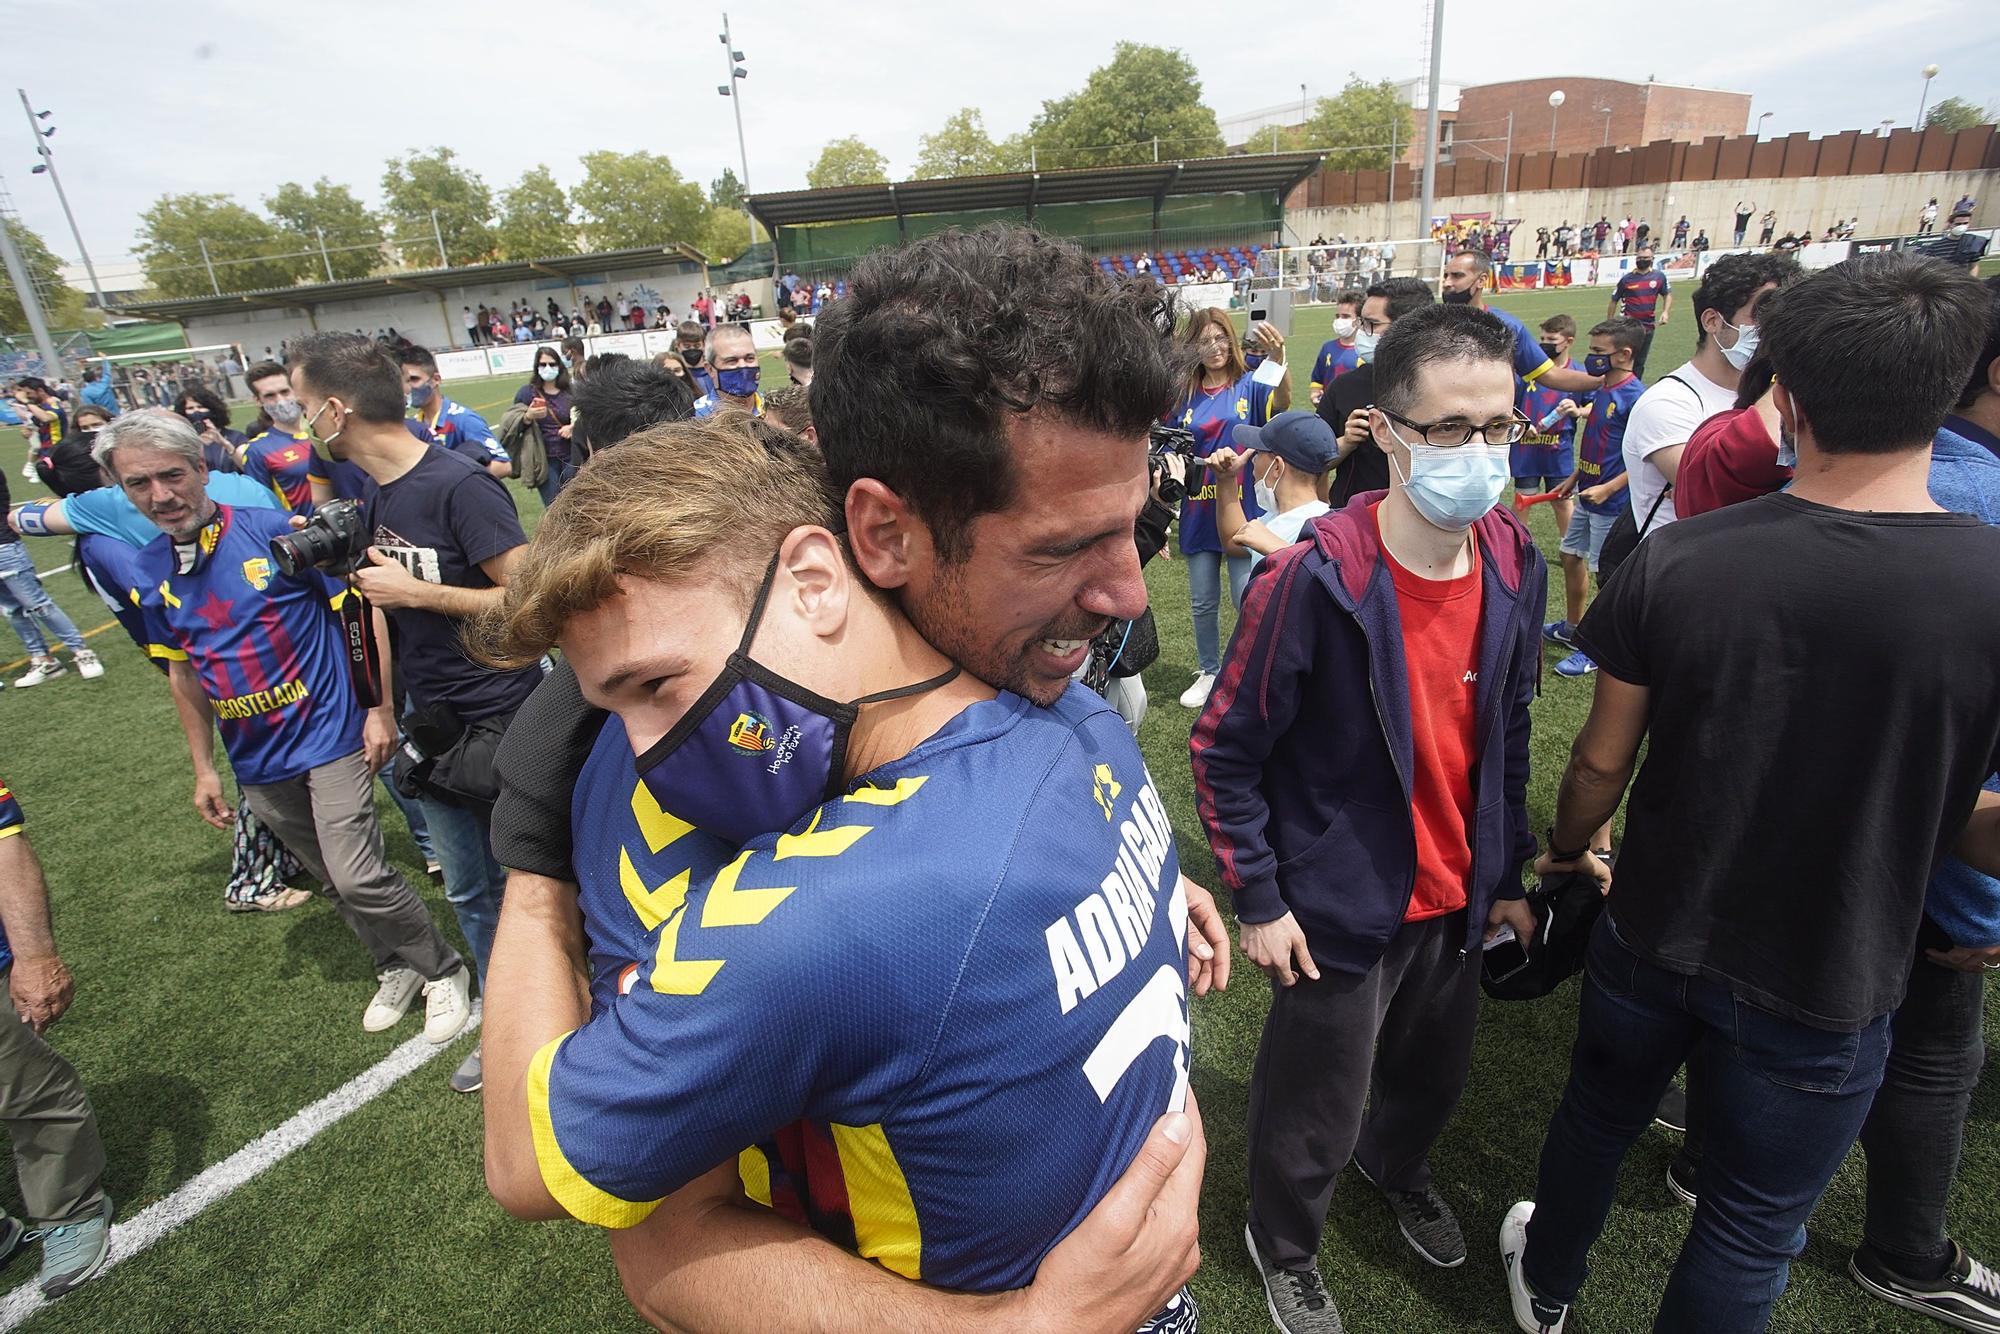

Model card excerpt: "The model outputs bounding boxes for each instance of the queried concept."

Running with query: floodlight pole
[720,13,755,250]
[18,88,105,313]
[0,207,63,374]
[1417,0,1444,243]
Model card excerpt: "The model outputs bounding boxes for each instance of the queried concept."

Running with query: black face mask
[1441,287,1476,306]
[680,348,704,364]
[1634,259,1653,270]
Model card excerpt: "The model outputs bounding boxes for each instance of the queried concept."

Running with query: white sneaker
[1178,672,1216,709]
[11,658,63,688]
[1500,1201,1568,1333]
[422,967,472,1044]
[73,649,104,680]
[362,966,422,1032]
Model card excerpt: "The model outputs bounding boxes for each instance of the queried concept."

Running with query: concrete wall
[1288,168,2000,246]
[175,261,710,366]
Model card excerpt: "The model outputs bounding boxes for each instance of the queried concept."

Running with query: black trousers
[1682,918,1984,1277]
[1246,910,1481,1269]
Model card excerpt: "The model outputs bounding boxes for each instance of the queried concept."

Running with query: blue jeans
[1523,915,1891,1332]
[0,542,84,658]
[536,457,573,511]
[417,797,504,989]
[1184,549,1251,676]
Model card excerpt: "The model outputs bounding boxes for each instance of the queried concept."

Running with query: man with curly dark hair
[484,224,1228,1333]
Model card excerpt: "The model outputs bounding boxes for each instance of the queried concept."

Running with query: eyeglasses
[1379,406,1530,447]
[1195,335,1233,352]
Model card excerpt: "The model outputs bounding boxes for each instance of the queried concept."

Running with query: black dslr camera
[1147,423,1196,509]
[269,498,369,577]
[269,498,380,707]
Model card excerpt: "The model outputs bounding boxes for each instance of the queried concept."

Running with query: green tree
[1282,77,1414,171]
[1923,96,1991,132]
[805,137,890,189]
[710,167,747,212]
[134,193,307,298]
[380,147,495,267]
[495,165,577,260]
[571,150,708,251]
[1026,44,1224,169]
[696,207,766,265]
[265,178,382,280]
[0,218,85,332]
[913,108,1026,179]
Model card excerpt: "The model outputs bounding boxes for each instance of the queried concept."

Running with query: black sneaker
[1245,1223,1346,1334]
[1653,1084,1688,1134]
[1355,1161,1465,1267]
[1851,1241,2000,1333]
[1666,1152,1698,1208]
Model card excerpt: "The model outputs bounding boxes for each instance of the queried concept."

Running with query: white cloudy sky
[1,0,1995,266]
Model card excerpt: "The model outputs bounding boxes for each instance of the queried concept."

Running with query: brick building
[1454,77,1750,160]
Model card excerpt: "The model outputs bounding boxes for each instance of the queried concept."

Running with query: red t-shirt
[1676,406,1792,519]
[1373,504,1483,922]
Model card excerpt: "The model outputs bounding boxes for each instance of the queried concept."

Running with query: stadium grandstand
[745,151,1327,284]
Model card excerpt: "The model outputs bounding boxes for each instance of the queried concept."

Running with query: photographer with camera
[95,409,470,1040]
[286,333,542,1095]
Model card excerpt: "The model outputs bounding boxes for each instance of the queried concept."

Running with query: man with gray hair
[692,322,762,418]
[94,410,471,1043]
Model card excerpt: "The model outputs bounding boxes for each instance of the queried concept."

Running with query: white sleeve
[1623,385,1700,463]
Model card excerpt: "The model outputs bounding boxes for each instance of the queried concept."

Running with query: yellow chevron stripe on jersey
[528,1035,661,1228]
[619,849,692,933]
[650,899,724,995]
[773,809,873,861]
[842,776,929,807]
[700,851,796,929]
[630,779,696,854]
[737,1145,774,1208]
[830,1123,922,1280]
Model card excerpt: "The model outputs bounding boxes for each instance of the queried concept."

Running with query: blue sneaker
[1554,650,1597,678]
[1542,620,1575,646]
[38,1194,112,1298]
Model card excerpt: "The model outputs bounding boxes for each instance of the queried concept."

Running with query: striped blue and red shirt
[1613,268,1671,328]
[136,505,362,785]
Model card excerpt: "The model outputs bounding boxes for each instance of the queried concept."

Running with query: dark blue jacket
[1190,491,1545,974]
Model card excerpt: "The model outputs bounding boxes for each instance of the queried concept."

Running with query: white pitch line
[0,1002,480,1331]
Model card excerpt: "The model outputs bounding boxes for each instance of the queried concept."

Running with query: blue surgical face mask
[406,383,434,409]
[634,558,960,846]
[1353,328,1380,360]
[538,364,561,383]
[1386,426,1509,531]
[717,365,761,398]
[1776,425,1797,469]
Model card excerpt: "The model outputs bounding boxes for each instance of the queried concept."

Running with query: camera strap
[339,583,383,710]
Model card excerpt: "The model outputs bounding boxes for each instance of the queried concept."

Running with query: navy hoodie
[1190,490,1545,975]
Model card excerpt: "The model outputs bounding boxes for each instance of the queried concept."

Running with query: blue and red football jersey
[533,685,1190,1297]
[1513,359,1584,480]
[241,429,327,514]
[1577,375,1648,514]
[1310,340,1361,390]
[137,506,362,785]
[1169,371,1269,554]
[1613,269,1671,327]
